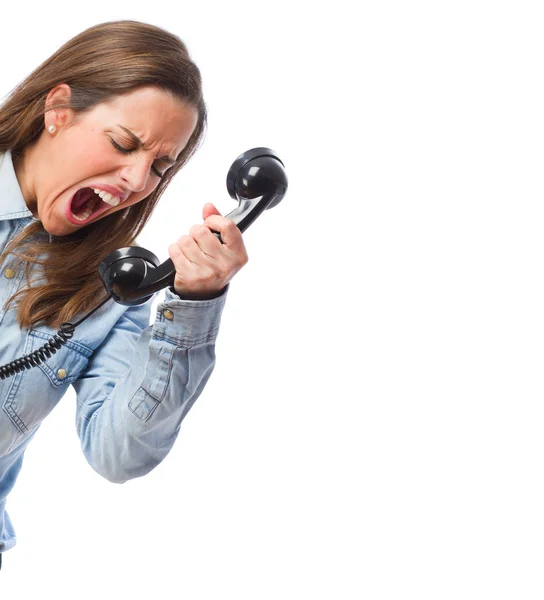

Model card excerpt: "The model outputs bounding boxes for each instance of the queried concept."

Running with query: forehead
[89,87,198,155]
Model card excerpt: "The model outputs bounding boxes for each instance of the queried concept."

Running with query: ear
[44,83,74,132]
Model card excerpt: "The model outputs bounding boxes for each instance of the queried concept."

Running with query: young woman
[0,20,248,567]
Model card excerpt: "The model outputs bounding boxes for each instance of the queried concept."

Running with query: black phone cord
[0,294,112,381]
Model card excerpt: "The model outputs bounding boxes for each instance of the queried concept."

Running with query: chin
[41,218,78,237]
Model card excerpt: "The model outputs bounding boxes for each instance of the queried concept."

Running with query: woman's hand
[168,203,249,299]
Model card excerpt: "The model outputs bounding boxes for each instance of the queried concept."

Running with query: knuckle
[190,224,208,238]
[179,235,193,249]
[232,248,248,268]
[224,219,238,234]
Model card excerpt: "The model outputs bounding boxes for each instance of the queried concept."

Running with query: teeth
[93,188,121,206]
[72,208,92,221]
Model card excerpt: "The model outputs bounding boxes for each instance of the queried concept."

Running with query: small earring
[47,124,56,134]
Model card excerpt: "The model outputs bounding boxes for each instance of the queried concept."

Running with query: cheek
[59,130,114,177]
[69,147,111,174]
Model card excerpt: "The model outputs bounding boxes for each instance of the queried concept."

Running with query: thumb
[202,202,221,221]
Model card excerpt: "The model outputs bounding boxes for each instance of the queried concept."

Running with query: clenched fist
[168,202,248,300]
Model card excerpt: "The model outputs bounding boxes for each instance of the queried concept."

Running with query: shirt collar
[0,150,36,222]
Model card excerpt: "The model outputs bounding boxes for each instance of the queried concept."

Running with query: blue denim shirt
[0,151,228,553]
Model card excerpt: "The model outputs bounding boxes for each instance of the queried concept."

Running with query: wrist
[169,286,227,301]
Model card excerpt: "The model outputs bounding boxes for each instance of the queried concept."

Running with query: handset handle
[98,148,288,306]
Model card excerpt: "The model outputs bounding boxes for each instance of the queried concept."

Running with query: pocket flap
[29,329,92,386]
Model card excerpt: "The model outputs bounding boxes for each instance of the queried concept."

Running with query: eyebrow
[118,125,177,164]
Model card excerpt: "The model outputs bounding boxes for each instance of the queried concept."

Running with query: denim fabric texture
[0,151,227,553]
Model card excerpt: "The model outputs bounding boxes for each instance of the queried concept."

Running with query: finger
[168,241,196,288]
[189,223,222,257]
[204,215,243,249]
[172,234,203,265]
[202,202,221,221]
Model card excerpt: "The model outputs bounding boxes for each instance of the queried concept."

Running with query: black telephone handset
[98,147,288,305]
[0,147,287,380]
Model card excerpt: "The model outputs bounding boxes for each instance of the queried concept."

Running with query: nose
[119,159,151,193]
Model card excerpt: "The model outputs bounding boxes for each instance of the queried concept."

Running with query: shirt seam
[152,329,219,348]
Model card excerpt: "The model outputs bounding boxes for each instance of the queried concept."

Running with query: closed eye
[109,138,165,178]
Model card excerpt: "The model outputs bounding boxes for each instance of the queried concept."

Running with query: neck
[13,142,39,217]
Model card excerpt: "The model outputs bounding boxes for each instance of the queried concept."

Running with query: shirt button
[162,309,174,321]
[57,368,67,379]
[4,268,15,279]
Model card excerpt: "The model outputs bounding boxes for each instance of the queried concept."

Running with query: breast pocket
[28,329,92,387]
[1,328,92,442]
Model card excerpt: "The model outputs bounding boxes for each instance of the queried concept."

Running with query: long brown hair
[0,20,206,329]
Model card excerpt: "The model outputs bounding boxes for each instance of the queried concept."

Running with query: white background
[1,1,544,598]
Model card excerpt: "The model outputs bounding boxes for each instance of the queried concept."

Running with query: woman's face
[17,85,198,236]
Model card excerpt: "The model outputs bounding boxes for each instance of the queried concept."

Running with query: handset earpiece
[224,147,287,229]
[98,147,288,306]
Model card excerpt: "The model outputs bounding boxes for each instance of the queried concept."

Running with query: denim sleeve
[71,287,228,484]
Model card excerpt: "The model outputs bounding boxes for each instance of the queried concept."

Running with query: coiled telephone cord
[0,294,112,380]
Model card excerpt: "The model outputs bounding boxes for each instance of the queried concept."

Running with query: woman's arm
[72,287,228,483]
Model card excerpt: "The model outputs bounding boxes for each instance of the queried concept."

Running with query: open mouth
[69,188,122,223]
